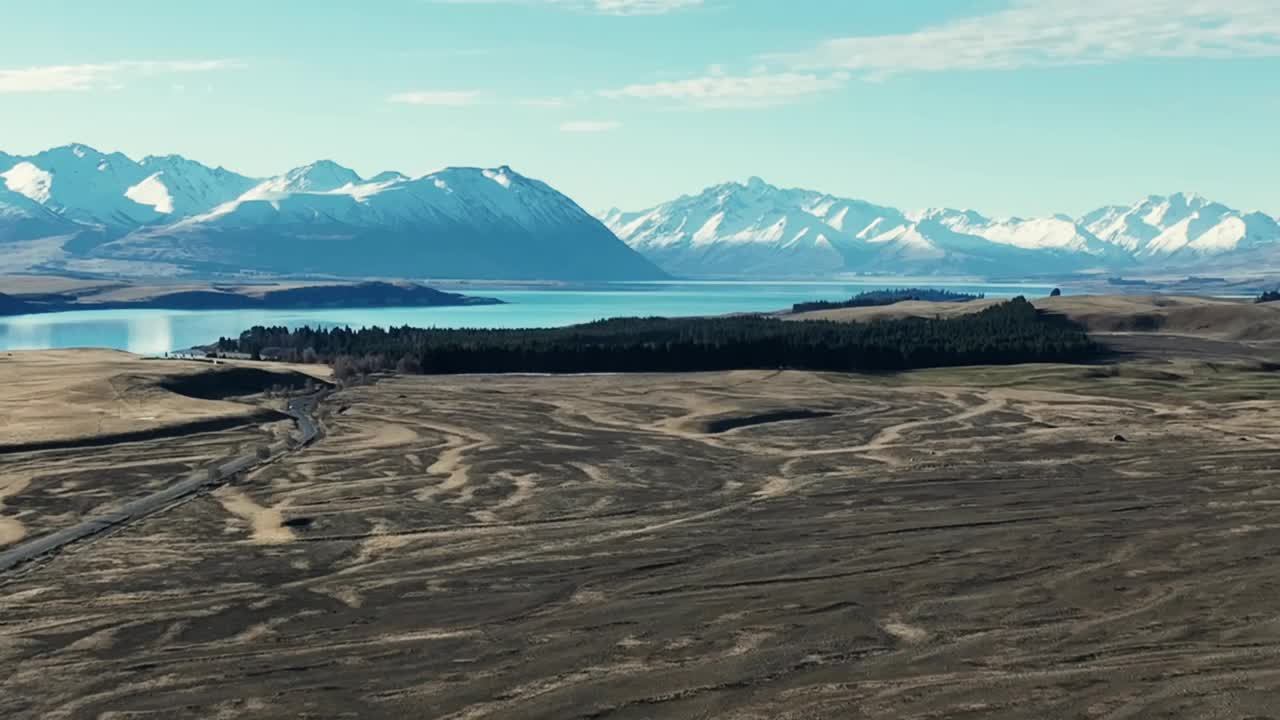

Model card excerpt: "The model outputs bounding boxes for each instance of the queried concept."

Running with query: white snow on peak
[244,160,363,201]
[1,162,53,204]
[1079,192,1277,261]
[124,173,175,214]
[5,141,1279,279]
[483,167,513,188]
[368,170,409,184]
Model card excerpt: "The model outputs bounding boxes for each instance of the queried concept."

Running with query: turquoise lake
[0,281,1064,354]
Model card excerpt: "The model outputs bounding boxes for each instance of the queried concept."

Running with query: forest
[790,288,985,313]
[215,297,1099,378]
[1257,290,1280,303]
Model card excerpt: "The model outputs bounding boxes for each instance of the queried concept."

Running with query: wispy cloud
[389,90,484,106]
[0,60,234,93]
[516,97,570,108]
[596,1,1280,110]
[600,70,848,109]
[783,0,1280,77]
[437,0,701,15]
[560,120,622,132]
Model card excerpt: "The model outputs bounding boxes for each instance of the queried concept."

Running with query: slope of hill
[787,293,1280,344]
[0,278,502,316]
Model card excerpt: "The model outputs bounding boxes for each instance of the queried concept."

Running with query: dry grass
[4,353,1280,718]
[789,293,1280,343]
[0,350,279,447]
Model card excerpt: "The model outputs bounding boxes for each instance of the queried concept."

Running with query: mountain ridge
[604,178,1280,277]
[0,144,666,281]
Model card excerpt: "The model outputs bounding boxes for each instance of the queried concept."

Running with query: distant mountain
[0,144,666,281]
[1080,193,1280,267]
[606,180,1279,277]
[129,154,258,217]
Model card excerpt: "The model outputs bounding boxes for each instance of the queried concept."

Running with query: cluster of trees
[216,297,1097,378]
[1257,291,1280,304]
[791,288,985,314]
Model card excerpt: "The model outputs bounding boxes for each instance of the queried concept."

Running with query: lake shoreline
[0,279,502,319]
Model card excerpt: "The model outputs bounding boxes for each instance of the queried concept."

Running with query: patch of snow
[2,162,53,204]
[124,172,175,214]
[483,167,513,189]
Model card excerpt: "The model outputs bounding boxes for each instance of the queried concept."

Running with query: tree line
[216,297,1098,379]
[791,288,985,314]
[1257,291,1280,304]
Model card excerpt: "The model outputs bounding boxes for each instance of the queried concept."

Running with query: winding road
[0,391,325,574]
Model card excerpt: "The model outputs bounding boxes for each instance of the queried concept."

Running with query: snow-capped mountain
[602,177,905,276]
[0,143,255,229]
[606,180,1278,277]
[0,144,666,280]
[5,143,1275,280]
[129,154,258,217]
[1081,192,1280,265]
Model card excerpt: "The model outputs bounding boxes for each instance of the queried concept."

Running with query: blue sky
[1,0,1278,217]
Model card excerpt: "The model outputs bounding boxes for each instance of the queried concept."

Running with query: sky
[1,0,1278,217]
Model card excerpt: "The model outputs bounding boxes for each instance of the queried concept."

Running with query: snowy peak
[604,177,913,276]
[128,155,256,216]
[2,162,55,204]
[368,170,409,184]
[0,144,262,227]
[262,160,363,195]
[1080,192,1277,259]
[92,161,664,280]
[284,160,362,191]
[925,208,1123,258]
[608,180,1277,277]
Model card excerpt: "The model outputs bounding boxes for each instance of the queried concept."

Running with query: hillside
[0,277,502,316]
[787,293,1280,344]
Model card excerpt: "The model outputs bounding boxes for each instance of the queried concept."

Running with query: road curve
[0,391,326,574]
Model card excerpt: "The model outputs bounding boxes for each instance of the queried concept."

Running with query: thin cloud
[560,120,622,132]
[389,90,484,106]
[0,60,234,93]
[516,97,570,108]
[600,71,848,109]
[782,0,1280,77]
[437,0,701,15]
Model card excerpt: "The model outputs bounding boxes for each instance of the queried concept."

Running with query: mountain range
[3,144,1276,281]
[0,144,664,280]
[603,178,1280,278]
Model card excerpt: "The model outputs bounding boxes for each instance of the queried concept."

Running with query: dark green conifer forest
[217,297,1098,379]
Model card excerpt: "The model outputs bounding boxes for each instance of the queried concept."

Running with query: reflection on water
[0,282,1063,353]
[0,310,179,354]
[126,314,173,355]
[1,315,53,350]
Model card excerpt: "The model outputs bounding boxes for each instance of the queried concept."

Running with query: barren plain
[3,343,1280,718]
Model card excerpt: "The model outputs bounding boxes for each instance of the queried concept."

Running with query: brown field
[0,352,320,547]
[789,293,1280,344]
[0,350,294,448]
[4,341,1280,718]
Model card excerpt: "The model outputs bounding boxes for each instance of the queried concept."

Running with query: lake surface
[0,281,1063,354]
